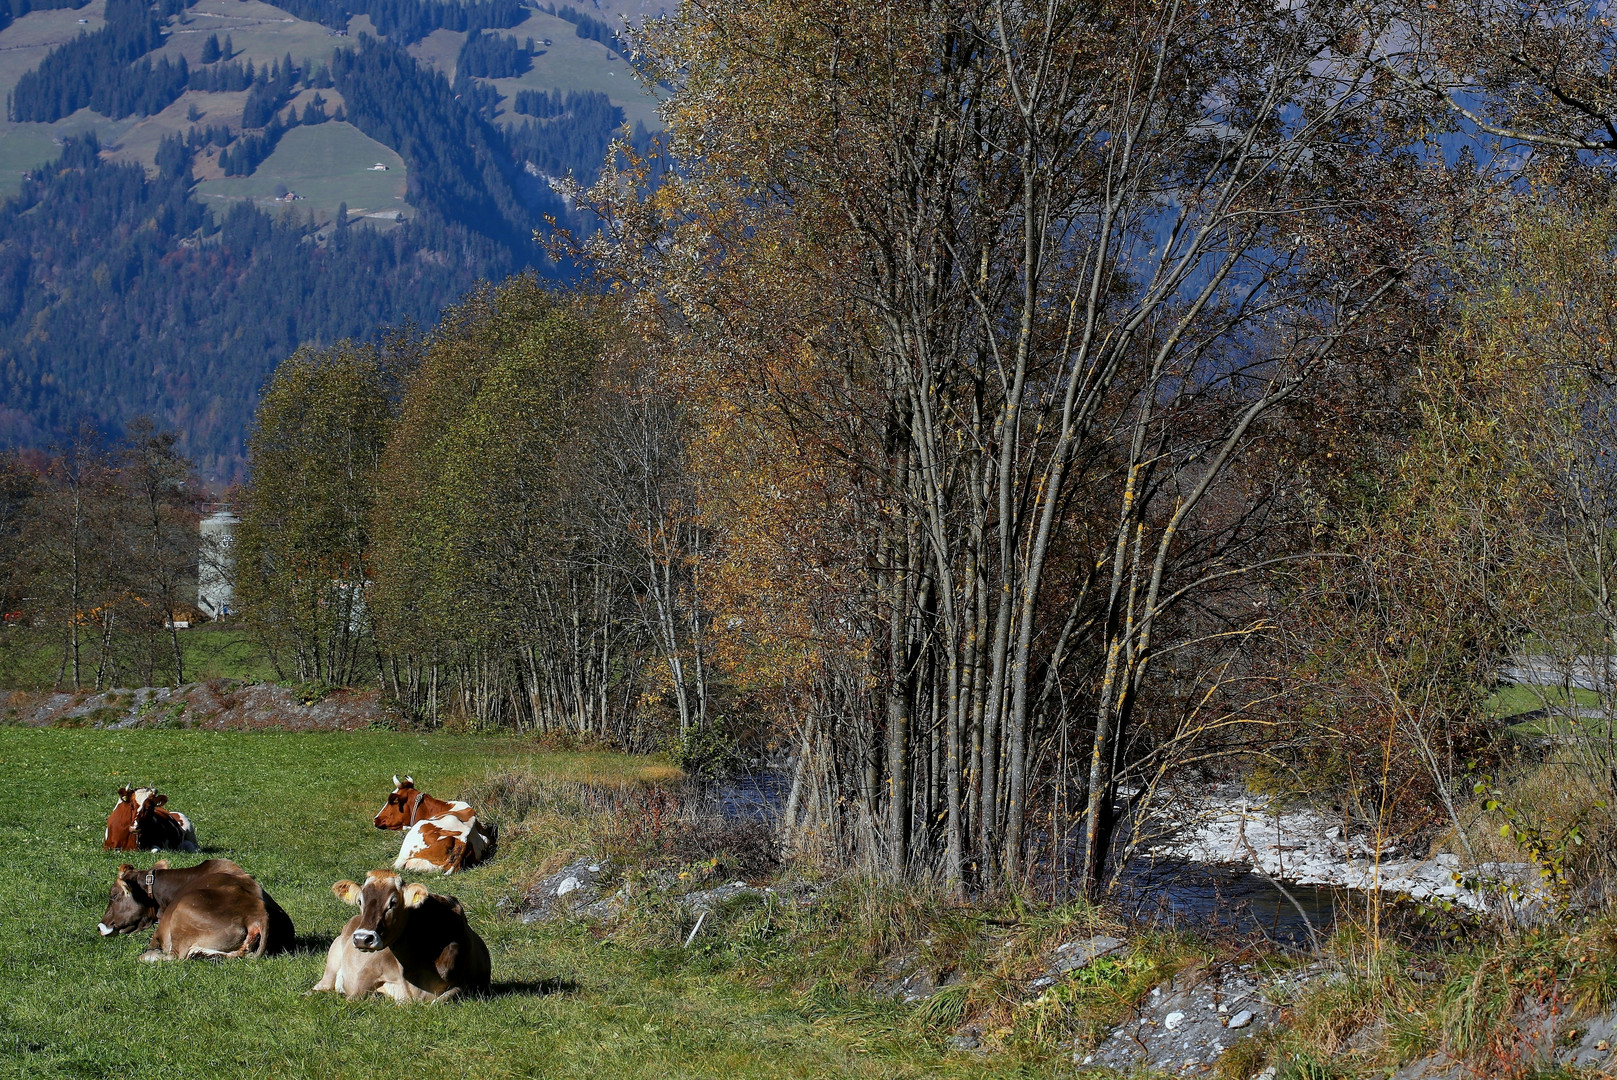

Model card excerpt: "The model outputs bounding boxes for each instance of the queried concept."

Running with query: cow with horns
[103,786,198,852]
[372,776,494,875]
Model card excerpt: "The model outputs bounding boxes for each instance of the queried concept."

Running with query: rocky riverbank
[1146,789,1546,914]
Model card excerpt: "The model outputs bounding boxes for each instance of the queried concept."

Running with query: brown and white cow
[103,786,198,852]
[373,776,494,875]
[310,870,491,1003]
[98,858,294,961]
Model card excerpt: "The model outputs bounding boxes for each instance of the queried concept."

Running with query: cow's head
[373,776,418,830]
[103,788,139,849]
[132,791,168,825]
[332,871,428,951]
[98,861,167,936]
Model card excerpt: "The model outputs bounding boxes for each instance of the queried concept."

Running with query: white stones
[1146,790,1547,913]
[1227,1009,1254,1029]
[556,876,581,896]
[1163,1011,1186,1030]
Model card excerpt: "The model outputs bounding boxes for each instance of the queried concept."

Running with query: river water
[709,771,1348,947]
[1110,856,1350,948]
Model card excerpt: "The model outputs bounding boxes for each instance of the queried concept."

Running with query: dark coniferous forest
[0,0,645,478]
[10,0,187,122]
[0,137,519,479]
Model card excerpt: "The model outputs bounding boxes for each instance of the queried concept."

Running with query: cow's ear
[153,793,168,807]
[118,786,133,800]
[402,883,429,909]
[332,880,362,905]
[117,863,135,875]
[152,859,169,870]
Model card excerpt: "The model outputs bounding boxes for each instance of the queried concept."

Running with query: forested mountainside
[0,0,661,480]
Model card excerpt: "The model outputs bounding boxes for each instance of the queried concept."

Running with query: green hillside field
[195,120,406,223]
[488,8,662,131]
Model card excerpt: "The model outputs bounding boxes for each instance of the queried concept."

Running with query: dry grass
[1433,758,1617,909]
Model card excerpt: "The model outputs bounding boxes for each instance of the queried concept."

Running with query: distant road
[1502,658,1616,692]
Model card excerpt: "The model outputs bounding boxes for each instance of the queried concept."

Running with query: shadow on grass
[288,932,334,956]
[486,978,579,999]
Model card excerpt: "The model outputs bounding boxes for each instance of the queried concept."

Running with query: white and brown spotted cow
[310,870,491,1003]
[103,786,198,852]
[372,777,494,875]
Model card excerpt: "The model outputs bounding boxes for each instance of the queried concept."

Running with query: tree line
[0,423,199,691]
[544,4,622,57]
[456,30,534,80]
[9,0,185,122]
[518,0,1617,900]
[238,278,715,753]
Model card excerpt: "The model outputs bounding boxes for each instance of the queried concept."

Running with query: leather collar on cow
[145,869,156,895]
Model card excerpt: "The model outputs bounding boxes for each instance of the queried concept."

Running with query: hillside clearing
[0,1,106,110]
[486,9,662,131]
[157,0,346,70]
[196,121,407,222]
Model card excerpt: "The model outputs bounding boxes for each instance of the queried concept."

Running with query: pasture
[196,122,407,223]
[0,2,106,110]
[0,624,276,691]
[156,0,346,70]
[0,728,1023,1079]
[485,10,662,131]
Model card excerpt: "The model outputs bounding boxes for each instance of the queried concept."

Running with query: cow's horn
[393,775,400,787]
[404,775,413,785]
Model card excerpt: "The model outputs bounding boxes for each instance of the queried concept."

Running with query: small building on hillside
[198,509,238,619]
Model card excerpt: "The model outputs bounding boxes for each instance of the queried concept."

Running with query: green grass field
[0,1,106,108]
[1487,682,1602,718]
[405,25,464,75]
[484,10,663,131]
[0,624,277,690]
[196,122,407,223]
[157,0,346,70]
[0,728,1024,1080]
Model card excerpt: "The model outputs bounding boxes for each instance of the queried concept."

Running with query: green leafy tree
[236,342,398,685]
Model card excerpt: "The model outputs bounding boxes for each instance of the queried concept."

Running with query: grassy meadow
[0,624,278,691]
[196,122,407,223]
[0,727,1043,1080]
[487,9,662,131]
[156,0,347,70]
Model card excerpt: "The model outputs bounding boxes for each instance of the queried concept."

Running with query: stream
[708,771,1352,948]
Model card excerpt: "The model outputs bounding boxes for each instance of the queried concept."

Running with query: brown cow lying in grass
[310,870,491,1003]
[103,786,198,852]
[98,858,294,961]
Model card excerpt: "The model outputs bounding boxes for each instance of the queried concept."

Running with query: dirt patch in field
[4,680,388,731]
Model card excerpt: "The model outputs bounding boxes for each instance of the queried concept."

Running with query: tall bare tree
[582,0,1435,892]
